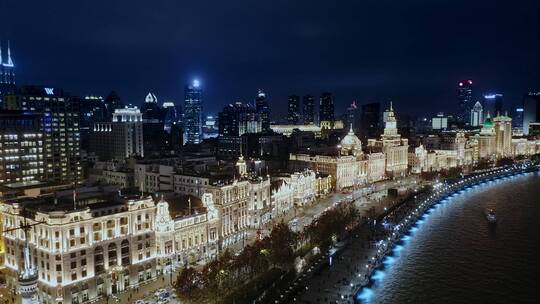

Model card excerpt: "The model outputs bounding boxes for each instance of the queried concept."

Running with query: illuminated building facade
[183,80,203,144]
[457,80,474,124]
[90,107,144,160]
[0,41,16,103]
[3,86,82,183]
[470,102,483,127]
[255,89,271,132]
[0,111,44,185]
[368,103,409,177]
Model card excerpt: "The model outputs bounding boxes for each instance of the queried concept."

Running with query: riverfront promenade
[290,164,537,304]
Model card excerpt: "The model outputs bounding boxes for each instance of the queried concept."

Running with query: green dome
[483,118,493,128]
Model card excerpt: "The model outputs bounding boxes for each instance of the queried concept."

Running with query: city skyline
[1,1,540,116]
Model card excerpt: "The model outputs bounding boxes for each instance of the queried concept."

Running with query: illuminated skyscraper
[287,94,300,124]
[482,93,503,117]
[141,92,163,121]
[302,95,315,124]
[255,89,271,132]
[184,80,203,144]
[470,101,483,127]
[0,40,16,103]
[0,111,44,185]
[457,80,474,124]
[3,86,82,183]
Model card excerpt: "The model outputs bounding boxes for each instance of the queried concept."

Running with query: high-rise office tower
[0,41,16,103]
[0,111,44,185]
[482,93,503,117]
[361,102,381,139]
[162,101,180,133]
[287,94,300,124]
[319,92,334,122]
[79,95,107,151]
[90,107,144,160]
[512,106,524,131]
[184,80,203,144]
[218,102,261,136]
[141,92,163,121]
[302,95,315,124]
[523,92,540,135]
[457,80,474,124]
[255,89,271,132]
[3,86,82,183]
[470,101,483,127]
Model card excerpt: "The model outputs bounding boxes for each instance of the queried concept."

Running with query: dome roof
[341,127,361,147]
[483,117,493,128]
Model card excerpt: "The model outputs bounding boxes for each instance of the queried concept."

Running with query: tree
[268,222,297,268]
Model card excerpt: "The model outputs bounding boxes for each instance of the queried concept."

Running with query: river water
[358,171,540,304]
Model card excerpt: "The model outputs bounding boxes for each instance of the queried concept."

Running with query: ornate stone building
[368,103,409,177]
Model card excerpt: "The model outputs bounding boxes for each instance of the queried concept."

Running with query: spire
[5,40,13,67]
[389,101,393,111]
[349,123,354,134]
[0,40,3,64]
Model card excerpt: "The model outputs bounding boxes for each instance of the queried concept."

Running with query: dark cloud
[1,0,539,118]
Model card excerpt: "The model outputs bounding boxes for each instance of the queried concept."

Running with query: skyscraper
[287,94,300,124]
[0,40,16,103]
[512,106,524,131]
[482,93,503,117]
[361,102,381,139]
[162,101,180,133]
[218,102,261,136]
[0,111,44,185]
[457,80,474,124]
[470,101,483,127]
[319,92,334,123]
[302,95,315,124]
[3,86,82,183]
[184,80,203,144]
[141,92,163,121]
[255,89,271,132]
[90,107,144,160]
[522,92,540,135]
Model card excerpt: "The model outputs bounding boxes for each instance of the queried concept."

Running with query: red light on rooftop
[458,82,463,87]
[468,80,473,85]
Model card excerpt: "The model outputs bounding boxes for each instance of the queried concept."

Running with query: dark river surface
[358,171,540,304]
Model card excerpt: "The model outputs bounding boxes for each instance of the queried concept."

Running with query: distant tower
[457,80,473,124]
[319,92,335,123]
[184,80,203,144]
[0,40,16,102]
[255,89,271,132]
[470,101,483,127]
[287,95,300,124]
[302,95,315,124]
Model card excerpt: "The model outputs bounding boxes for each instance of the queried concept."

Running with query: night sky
[2,0,539,119]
